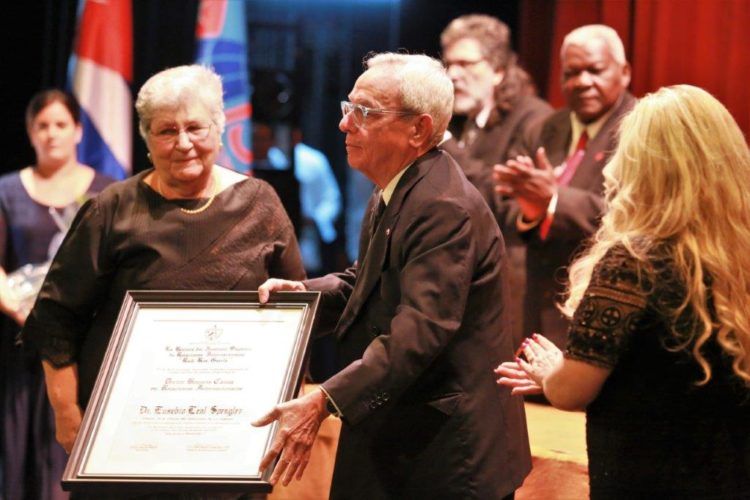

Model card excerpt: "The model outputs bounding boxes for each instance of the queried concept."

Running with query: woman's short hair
[364,52,454,147]
[25,89,81,128]
[135,65,226,139]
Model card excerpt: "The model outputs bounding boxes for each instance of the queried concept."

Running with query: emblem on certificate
[62,290,319,495]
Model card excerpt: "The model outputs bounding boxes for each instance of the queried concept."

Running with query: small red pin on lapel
[595,152,605,162]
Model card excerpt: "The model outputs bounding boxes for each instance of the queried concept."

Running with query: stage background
[2,0,748,381]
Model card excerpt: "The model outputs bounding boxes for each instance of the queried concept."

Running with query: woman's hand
[53,403,83,453]
[0,270,27,326]
[42,361,82,453]
[495,334,563,395]
[517,333,564,386]
[495,361,542,395]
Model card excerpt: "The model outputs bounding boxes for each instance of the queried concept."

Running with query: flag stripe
[71,57,132,171]
[69,0,133,179]
[76,0,133,81]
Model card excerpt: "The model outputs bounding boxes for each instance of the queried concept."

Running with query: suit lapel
[335,150,437,339]
[543,115,572,167]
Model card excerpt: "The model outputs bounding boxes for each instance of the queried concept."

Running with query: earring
[147,152,153,164]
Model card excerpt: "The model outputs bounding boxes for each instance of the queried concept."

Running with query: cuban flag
[196,0,253,173]
[68,0,133,180]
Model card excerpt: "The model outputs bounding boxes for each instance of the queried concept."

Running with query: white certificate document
[81,305,305,477]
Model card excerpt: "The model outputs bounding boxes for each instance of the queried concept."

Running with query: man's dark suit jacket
[520,92,636,349]
[442,95,553,349]
[306,149,531,499]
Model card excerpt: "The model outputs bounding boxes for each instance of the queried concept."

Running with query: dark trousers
[2,332,68,500]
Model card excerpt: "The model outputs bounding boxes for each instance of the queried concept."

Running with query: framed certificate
[63,290,320,494]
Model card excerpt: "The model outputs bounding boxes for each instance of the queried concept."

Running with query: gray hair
[135,65,226,140]
[561,25,627,66]
[440,14,512,72]
[365,53,454,147]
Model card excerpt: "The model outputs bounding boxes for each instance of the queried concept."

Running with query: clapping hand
[495,333,563,396]
[493,147,558,222]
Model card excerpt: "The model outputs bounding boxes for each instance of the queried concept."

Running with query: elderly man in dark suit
[495,24,636,350]
[254,52,531,499]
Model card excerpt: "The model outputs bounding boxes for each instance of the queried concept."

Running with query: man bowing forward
[255,52,530,500]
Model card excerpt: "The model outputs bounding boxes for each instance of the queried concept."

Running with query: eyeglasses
[340,101,417,128]
[443,58,486,70]
[149,123,213,144]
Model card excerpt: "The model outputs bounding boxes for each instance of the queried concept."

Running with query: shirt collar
[568,104,617,156]
[382,163,412,205]
[474,101,494,129]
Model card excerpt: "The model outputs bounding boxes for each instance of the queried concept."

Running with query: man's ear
[409,114,434,149]
[620,62,632,88]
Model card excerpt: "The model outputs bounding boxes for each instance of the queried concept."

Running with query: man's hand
[252,389,329,486]
[494,147,558,221]
[258,279,306,304]
[53,403,83,453]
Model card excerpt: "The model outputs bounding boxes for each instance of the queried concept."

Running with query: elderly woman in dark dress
[22,65,305,459]
[497,85,750,498]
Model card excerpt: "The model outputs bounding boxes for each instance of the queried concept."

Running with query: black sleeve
[565,246,651,369]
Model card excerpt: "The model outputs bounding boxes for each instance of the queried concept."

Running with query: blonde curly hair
[564,85,750,385]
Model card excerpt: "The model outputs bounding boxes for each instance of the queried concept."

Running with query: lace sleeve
[565,245,652,368]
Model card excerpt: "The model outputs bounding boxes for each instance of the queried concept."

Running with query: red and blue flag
[68,0,133,180]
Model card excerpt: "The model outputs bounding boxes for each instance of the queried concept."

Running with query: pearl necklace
[155,172,217,215]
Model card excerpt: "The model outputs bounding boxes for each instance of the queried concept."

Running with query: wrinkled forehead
[562,38,615,66]
[349,68,401,108]
[151,97,212,123]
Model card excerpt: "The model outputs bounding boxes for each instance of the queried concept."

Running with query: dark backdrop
[0,0,521,177]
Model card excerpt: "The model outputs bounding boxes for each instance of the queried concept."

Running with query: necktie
[370,193,386,236]
[556,130,589,186]
[539,131,589,240]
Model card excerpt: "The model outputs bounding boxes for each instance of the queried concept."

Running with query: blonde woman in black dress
[497,85,750,499]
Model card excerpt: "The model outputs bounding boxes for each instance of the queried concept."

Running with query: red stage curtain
[519,0,750,137]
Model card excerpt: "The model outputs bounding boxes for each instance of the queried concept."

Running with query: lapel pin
[385,228,391,237]
[595,152,605,162]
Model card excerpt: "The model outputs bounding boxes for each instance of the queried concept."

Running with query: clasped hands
[493,147,557,222]
[495,333,562,396]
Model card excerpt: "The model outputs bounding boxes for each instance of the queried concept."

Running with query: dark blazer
[306,149,531,499]
[442,94,553,219]
[441,95,553,349]
[520,92,637,348]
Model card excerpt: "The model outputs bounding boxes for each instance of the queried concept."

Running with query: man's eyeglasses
[340,101,417,128]
[443,58,486,70]
[150,123,212,144]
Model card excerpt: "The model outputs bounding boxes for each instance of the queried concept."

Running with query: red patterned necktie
[556,130,589,186]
